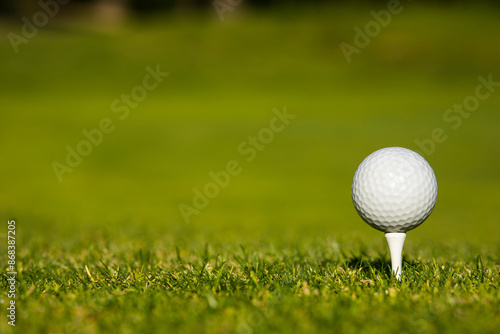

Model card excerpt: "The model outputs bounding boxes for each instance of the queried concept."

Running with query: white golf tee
[385,232,406,280]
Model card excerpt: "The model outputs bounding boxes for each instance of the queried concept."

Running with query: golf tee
[385,232,406,280]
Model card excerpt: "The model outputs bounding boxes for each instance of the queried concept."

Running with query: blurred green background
[1,0,499,247]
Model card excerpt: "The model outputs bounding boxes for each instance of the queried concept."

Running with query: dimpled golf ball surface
[352,147,438,233]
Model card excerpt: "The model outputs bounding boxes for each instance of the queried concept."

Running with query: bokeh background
[1,0,500,252]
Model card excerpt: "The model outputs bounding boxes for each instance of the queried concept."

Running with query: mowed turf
[1,3,500,333]
[5,236,500,334]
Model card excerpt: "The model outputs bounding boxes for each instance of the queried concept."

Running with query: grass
[5,235,500,333]
[1,2,500,333]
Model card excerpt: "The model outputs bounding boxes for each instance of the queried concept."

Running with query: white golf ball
[352,147,438,233]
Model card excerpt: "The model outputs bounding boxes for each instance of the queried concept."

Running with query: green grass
[4,235,500,333]
[1,3,500,333]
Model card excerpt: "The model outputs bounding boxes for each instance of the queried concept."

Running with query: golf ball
[352,147,438,233]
